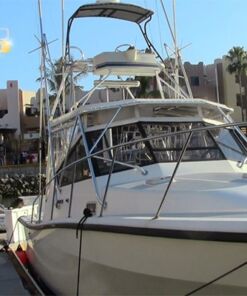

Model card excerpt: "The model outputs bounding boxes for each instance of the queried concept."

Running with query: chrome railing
[31,121,247,223]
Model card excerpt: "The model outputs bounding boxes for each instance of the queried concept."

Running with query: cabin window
[142,122,224,162]
[87,122,225,177]
[53,132,64,170]
[211,128,247,162]
[86,129,143,176]
[56,122,245,183]
[59,139,90,187]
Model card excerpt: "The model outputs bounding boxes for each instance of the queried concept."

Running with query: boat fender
[16,244,28,265]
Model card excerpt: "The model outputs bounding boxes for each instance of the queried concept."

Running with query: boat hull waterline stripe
[19,218,247,243]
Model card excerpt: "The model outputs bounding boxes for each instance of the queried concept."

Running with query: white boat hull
[22,222,247,295]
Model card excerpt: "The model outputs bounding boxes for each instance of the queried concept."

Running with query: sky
[0,0,247,91]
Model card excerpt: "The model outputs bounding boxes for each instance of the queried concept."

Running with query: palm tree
[38,57,85,112]
[46,57,83,93]
[226,46,247,121]
[135,76,153,98]
[135,76,168,98]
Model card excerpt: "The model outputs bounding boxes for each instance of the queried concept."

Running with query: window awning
[72,2,153,24]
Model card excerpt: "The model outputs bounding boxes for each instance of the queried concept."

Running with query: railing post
[99,148,118,217]
[38,192,43,223]
[89,106,121,154]
[153,131,193,219]
[50,179,58,220]
[59,116,78,187]
[77,115,102,204]
[31,194,40,223]
[68,163,76,218]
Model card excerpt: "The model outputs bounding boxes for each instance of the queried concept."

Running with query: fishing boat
[18,0,247,295]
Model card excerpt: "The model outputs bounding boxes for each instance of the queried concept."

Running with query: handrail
[73,71,111,109]
[89,106,122,154]
[31,192,45,223]
[238,156,247,168]
[31,120,247,223]
[58,116,79,187]
[100,148,118,217]
[153,131,193,219]
[93,155,148,175]
[31,194,40,223]
[44,120,247,190]
[217,106,247,146]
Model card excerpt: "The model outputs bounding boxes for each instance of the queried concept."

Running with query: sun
[0,39,12,54]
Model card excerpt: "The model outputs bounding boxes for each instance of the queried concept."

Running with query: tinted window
[87,122,225,176]
[59,139,90,186]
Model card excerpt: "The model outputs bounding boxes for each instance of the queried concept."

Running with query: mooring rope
[75,208,92,296]
[185,261,247,295]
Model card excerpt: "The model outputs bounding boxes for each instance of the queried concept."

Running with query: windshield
[87,122,226,177]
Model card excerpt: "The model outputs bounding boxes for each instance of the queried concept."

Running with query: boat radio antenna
[172,0,179,98]
[61,0,66,113]
[37,0,45,201]
[37,0,56,183]
[159,0,193,98]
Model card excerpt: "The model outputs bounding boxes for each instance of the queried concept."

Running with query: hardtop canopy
[71,2,153,24]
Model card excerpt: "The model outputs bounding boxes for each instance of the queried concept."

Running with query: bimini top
[71,2,153,24]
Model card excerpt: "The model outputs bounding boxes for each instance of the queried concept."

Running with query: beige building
[0,80,22,136]
[184,62,218,101]
[219,56,244,122]
[184,58,247,123]
[0,81,39,164]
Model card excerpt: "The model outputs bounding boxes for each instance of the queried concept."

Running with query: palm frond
[226,46,247,75]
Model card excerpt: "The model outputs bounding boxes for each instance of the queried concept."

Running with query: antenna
[160,0,193,98]
[172,0,179,99]
[37,0,45,215]
[61,0,66,113]
[37,0,56,185]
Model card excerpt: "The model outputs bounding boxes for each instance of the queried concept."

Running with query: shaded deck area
[0,252,30,295]
[0,233,34,295]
